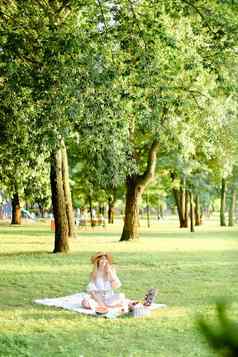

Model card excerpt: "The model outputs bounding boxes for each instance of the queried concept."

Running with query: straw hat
[91,252,113,265]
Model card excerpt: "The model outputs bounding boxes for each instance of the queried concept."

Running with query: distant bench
[51,219,106,232]
[77,219,106,228]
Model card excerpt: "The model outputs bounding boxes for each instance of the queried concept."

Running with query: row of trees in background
[1,0,238,252]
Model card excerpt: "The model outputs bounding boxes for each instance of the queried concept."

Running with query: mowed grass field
[0,217,237,357]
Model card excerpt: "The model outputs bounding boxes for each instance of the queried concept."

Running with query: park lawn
[0,219,237,357]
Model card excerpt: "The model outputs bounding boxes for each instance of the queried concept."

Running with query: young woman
[82,252,127,312]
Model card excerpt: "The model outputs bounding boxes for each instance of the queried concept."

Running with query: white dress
[83,273,127,310]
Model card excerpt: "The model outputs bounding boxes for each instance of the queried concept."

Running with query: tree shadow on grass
[140,230,238,239]
[77,231,121,237]
[77,229,238,240]
[0,251,52,257]
[0,229,52,237]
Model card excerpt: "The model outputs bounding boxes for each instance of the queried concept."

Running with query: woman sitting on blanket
[82,252,127,312]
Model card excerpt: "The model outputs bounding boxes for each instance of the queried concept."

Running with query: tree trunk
[189,191,195,232]
[228,188,236,227]
[184,190,189,227]
[108,196,115,224]
[61,141,76,238]
[171,173,189,228]
[50,149,69,253]
[220,178,227,227]
[159,204,164,219]
[195,194,202,226]
[172,187,189,228]
[37,202,44,218]
[88,195,94,227]
[98,203,104,215]
[171,206,176,215]
[0,207,3,219]
[120,140,160,241]
[120,176,141,241]
[11,192,21,225]
[146,193,150,228]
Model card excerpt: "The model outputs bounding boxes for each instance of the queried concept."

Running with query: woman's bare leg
[90,292,107,307]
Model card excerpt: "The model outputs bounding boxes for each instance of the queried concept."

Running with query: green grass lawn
[0,218,237,357]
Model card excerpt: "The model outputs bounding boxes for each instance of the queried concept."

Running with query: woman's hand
[105,263,119,287]
[105,262,112,274]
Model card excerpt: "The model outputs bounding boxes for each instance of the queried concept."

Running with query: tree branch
[32,0,49,12]
[97,0,109,33]
[57,0,71,15]
[190,92,203,110]
[127,0,147,52]
[0,10,16,23]
[138,139,160,186]
[97,0,115,64]
[21,54,42,66]
[181,0,214,34]
[172,86,210,110]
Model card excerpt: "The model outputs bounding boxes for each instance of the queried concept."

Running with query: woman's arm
[107,266,121,289]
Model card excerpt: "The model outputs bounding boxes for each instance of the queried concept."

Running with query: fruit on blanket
[95,306,109,314]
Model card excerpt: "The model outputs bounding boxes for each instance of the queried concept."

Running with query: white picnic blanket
[34,292,167,317]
